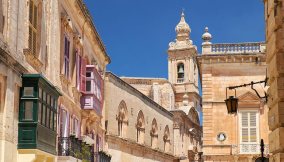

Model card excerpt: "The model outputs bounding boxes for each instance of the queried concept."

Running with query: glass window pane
[86,72,91,77]
[23,87,34,97]
[24,101,33,120]
[38,102,42,123]
[50,111,53,129]
[46,107,50,128]
[42,105,46,125]
[47,94,50,106]
[51,97,54,109]
[54,112,57,131]
[54,100,57,110]
[43,91,46,102]
[86,81,91,92]
[39,87,42,99]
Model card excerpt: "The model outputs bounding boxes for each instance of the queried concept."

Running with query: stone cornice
[197,53,266,65]
[121,77,169,85]
[75,0,111,64]
[106,72,173,118]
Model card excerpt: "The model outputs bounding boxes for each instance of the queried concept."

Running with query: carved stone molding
[23,48,43,72]
[61,13,73,34]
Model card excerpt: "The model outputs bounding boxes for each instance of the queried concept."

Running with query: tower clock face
[217,133,226,142]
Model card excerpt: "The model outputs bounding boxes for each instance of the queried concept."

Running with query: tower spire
[175,11,191,41]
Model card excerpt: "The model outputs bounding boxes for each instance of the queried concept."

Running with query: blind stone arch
[163,125,170,152]
[117,100,128,137]
[136,110,145,144]
[150,118,158,149]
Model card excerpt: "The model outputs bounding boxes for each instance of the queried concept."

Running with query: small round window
[217,132,226,142]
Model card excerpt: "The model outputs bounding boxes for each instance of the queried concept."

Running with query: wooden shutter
[28,0,38,55]
[241,111,258,143]
[75,52,81,90]
[249,112,257,142]
[241,112,249,142]
[80,58,86,92]
[0,0,4,33]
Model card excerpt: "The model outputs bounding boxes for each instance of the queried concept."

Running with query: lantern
[225,96,238,114]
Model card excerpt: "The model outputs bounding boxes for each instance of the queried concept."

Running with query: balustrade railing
[58,136,95,161]
[210,42,265,54]
[177,78,184,83]
[231,144,269,155]
[58,136,82,159]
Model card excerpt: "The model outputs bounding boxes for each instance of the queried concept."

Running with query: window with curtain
[60,109,69,137]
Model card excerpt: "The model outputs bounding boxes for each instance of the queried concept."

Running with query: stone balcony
[202,42,266,55]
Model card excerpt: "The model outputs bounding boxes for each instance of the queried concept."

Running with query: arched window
[163,125,170,152]
[136,111,145,144]
[177,63,184,83]
[117,100,128,137]
[150,118,158,149]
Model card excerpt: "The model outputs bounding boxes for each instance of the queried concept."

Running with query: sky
[85,0,265,78]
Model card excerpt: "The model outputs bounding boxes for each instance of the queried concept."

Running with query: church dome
[175,12,191,38]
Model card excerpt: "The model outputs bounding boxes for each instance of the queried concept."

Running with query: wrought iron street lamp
[224,78,268,114]
[225,89,238,114]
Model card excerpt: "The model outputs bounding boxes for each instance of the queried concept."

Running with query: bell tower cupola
[175,12,191,41]
[167,11,200,109]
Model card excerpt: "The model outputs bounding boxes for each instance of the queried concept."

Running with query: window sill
[23,49,43,72]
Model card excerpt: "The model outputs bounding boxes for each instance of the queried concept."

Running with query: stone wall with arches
[104,72,176,161]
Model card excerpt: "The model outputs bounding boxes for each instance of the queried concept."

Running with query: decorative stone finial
[175,11,191,41]
[202,26,212,44]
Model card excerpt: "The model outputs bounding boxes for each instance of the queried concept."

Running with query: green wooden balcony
[18,74,61,155]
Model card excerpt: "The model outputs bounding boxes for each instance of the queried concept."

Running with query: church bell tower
[167,12,200,110]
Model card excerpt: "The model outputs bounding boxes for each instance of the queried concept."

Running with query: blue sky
[85,0,265,78]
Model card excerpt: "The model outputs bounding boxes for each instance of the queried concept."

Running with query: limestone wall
[264,0,284,161]
[199,55,270,161]
[105,73,175,159]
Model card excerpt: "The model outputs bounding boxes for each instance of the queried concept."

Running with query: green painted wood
[18,74,61,155]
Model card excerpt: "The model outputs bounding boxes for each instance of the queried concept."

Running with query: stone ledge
[23,48,43,72]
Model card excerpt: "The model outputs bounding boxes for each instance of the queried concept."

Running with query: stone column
[189,58,194,83]
[186,57,190,82]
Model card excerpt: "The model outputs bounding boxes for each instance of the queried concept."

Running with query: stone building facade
[104,13,202,162]
[0,0,110,162]
[198,27,270,161]
[264,0,284,161]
